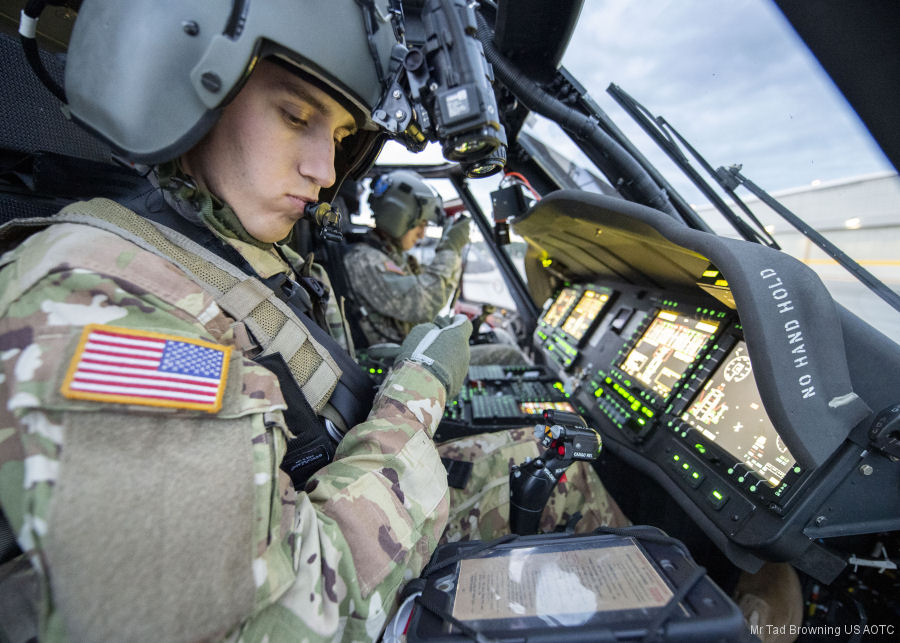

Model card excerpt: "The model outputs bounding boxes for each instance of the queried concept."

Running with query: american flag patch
[61,324,231,412]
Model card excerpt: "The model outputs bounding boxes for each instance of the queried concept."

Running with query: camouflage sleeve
[344,243,461,324]
[239,360,450,642]
[0,224,449,641]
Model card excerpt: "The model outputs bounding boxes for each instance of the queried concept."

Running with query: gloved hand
[436,216,470,255]
[395,314,472,398]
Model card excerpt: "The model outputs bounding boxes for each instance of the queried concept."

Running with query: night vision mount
[372,0,508,177]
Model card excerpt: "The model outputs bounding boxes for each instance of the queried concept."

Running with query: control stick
[508,409,602,535]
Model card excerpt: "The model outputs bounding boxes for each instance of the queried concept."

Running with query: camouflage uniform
[438,428,630,543]
[343,231,461,345]
[343,232,525,365]
[341,219,625,541]
[0,182,626,642]
[0,190,450,641]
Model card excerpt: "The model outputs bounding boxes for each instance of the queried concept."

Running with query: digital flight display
[560,289,611,341]
[541,287,578,327]
[619,310,719,399]
[519,401,577,415]
[681,341,797,488]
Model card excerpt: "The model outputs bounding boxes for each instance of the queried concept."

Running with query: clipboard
[406,526,745,642]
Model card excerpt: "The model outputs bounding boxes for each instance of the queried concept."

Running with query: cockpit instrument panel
[560,288,613,343]
[447,253,896,582]
[506,192,899,584]
[681,340,798,490]
[540,287,578,327]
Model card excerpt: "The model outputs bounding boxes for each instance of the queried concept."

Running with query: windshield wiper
[607,84,777,247]
[718,165,900,315]
[607,85,900,315]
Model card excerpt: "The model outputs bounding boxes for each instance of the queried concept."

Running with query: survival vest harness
[0,190,376,492]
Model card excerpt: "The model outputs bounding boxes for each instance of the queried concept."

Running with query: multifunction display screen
[619,310,719,399]
[560,289,611,341]
[541,288,578,327]
[681,341,797,488]
[519,401,577,415]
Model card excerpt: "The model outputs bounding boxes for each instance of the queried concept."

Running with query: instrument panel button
[706,489,729,510]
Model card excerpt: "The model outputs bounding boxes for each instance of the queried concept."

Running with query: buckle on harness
[266,273,314,312]
[299,276,328,300]
[265,272,330,318]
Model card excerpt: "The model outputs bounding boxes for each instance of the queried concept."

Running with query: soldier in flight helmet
[345,169,528,366]
[370,170,446,243]
[344,169,472,345]
[0,1,471,640]
[0,1,628,640]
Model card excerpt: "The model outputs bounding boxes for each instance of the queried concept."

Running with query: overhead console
[438,190,900,584]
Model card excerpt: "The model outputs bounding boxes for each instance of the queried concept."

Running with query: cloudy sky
[539,0,894,202]
[381,0,895,207]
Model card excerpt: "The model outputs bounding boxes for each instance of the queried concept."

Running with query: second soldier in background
[344,169,526,363]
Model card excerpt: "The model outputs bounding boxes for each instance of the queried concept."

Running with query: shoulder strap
[118,190,376,429]
[326,242,375,350]
[60,198,349,412]
[0,511,18,565]
[0,197,375,430]
[0,551,39,643]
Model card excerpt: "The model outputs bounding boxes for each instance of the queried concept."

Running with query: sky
[551,0,894,204]
[378,0,895,208]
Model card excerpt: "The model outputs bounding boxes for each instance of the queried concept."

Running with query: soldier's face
[399,221,427,251]
[182,60,357,243]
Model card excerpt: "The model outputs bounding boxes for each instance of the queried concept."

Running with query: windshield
[555,1,893,203]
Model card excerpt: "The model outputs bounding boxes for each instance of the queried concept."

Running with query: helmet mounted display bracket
[370,0,509,177]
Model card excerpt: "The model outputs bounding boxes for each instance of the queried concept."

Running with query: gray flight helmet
[369,170,444,240]
[64,0,401,201]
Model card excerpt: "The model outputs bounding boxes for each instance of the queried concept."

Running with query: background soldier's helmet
[63,0,403,202]
[369,170,444,240]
